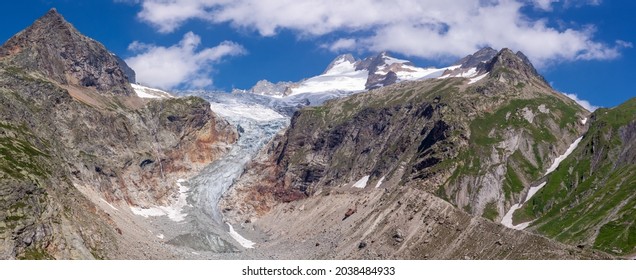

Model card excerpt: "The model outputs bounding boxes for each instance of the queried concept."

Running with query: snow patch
[131,83,173,99]
[468,73,488,84]
[226,223,255,249]
[524,182,547,203]
[130,179,190,222]
[375,176,386,188]
[352,175,370,189]
[544,137,583,175]
[581,118,588,125]
[501,204,530,230]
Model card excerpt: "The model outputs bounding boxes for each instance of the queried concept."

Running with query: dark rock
[358,241,367,249]
[393,229,404,242]
[343,208,357,221]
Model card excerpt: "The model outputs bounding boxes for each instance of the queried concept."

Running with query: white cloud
[530,0,559,10]
[324,38,357,52]
[563,92,599,112]
[128,0,627,66]
[125,32,245,89]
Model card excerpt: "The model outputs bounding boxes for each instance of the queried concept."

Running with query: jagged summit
[0,8,135,96]
[482,48,549,86]
[322,54,356,74]
[454,47,498,69]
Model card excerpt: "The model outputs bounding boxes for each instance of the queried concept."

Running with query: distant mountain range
[237,48,500,99]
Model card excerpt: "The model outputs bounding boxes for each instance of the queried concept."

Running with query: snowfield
[227,223,255,249]
[290,58,368,95]
[352,175,370,189]
[131,83,173,99]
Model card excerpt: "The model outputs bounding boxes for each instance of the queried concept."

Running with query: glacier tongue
[146,91,289,252]
[187,93,289,224]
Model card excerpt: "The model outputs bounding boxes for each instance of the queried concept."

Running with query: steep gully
[501,136,584,229]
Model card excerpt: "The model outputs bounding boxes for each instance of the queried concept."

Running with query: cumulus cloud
[128,0,627,66]
[530,0,559,10]
[324,38,357,52]
[125,32,245,89]
[563,92,599,111]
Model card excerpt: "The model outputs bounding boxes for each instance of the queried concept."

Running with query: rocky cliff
[0,9,237,259]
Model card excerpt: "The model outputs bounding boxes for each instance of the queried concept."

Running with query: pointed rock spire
[483,48,549,86]
[0,8,135,96]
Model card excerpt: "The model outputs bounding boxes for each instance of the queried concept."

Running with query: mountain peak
[454,47,498,69]
[0,9,135,96]
[323,54,357,74]
[484,48,548,86]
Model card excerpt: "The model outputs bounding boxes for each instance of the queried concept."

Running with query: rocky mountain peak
[484,48,548,86]
[454,46,498,69]
[322,54,357,74]
[0,8,134,96]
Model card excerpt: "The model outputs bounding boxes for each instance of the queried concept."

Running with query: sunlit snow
[375,176,386,188]
[468,73,488,84]
[290,59,368,95]
[544,137,583,175]
[352,175,370,189]
[209,101,285,122]
[131,83,173,99]
[227,222,255,249]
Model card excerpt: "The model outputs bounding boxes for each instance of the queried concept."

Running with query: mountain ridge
[239,48,498,99]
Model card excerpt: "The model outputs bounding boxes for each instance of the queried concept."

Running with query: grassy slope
[516,98,636,256]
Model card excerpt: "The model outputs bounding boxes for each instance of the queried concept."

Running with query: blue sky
[0,1,634,108]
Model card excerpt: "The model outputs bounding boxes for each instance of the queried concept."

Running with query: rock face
[515,98,636,257]
[0,10,237,259]
[0,9,134,95]
[454,46,498,69]
[222,48,595,259]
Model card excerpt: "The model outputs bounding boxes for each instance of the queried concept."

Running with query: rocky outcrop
[0,10,237,259]
[454,46,498,69]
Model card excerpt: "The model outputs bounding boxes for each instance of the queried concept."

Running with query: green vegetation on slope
[516,98,636,256]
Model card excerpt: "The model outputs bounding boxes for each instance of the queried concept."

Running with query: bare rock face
[0,8,134,96]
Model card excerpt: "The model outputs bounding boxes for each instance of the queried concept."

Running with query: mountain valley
[0,9,634,260]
